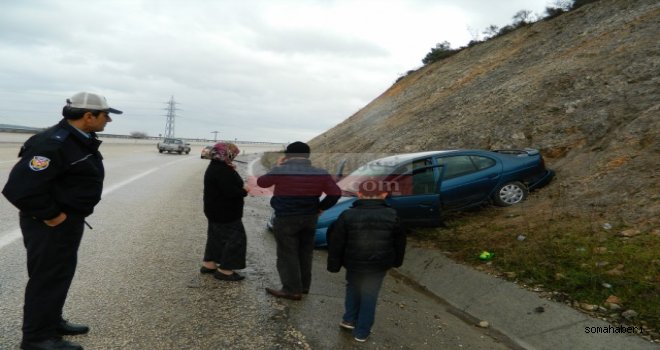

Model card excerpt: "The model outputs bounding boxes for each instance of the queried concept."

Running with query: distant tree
[512,9,535,27]
[544,0,572,19]
[572,0,600,9]
[482,25,499,39]
[422,41,458,65]
[467,25,481,42]
[544,6,566,19]
[497,24,516,36]
[130,131,148,139]
[467,39,482,48]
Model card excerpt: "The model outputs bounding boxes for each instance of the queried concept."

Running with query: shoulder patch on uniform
[29,156,51,171]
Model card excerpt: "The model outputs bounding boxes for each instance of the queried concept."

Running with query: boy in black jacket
[326,179,406,342]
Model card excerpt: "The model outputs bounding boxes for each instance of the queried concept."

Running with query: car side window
[412,166,437,195]
[470,155,496,170]
[437,156,478,180]
[389,158,437,196]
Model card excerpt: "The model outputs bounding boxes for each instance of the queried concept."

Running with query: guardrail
[0,127,285,145]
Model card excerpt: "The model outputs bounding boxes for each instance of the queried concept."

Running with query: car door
[385,157,443,226]
[436,154,502,210]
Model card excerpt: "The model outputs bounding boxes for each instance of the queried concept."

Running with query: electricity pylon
[163,96,179,138]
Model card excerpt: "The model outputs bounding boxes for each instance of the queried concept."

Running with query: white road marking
[0,157,191,251]
[247,157,260,178]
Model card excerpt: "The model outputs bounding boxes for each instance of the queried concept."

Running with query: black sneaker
[339,320,355,330]
[21,337,83,350]
[354,334,369,343]
[213,271,245,281]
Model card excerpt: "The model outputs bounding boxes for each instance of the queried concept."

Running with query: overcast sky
[0,0,554,143]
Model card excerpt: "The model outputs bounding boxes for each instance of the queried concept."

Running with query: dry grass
[411,196,659,339]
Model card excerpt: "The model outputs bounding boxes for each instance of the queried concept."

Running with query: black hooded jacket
[326,199,406,273]
[2,119,104,220]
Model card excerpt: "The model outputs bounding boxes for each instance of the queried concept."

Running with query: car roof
[369,150,457,165]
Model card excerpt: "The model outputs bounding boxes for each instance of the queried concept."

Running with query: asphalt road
[0,139,512,350]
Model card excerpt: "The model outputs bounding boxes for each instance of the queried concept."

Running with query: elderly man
[3,92,122,350]
[257,141,341,300]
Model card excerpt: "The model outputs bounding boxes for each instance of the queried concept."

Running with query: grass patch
[410,204,659,339]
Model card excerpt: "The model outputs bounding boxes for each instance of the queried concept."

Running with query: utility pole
[163,96,179,138]
[211,131,219,142]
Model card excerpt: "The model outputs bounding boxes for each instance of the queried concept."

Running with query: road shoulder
[396,244,658,350]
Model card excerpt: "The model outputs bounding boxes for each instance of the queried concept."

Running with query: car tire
[492,181,528,206]
[158,149,163,153]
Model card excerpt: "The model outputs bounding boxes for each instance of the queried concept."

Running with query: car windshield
[336,163,401,196]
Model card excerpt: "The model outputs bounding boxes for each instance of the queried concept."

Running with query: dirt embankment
[309,0,659,231]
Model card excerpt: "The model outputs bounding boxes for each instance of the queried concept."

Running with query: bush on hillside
[544,7,567,19]
[512,9,535,26]
[422,41,459,65]
[482,25,499,39]
[572,0,601,10]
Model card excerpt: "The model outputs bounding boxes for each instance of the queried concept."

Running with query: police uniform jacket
[2,119,104,220]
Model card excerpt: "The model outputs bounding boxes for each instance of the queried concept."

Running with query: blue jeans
[343,269,387,339]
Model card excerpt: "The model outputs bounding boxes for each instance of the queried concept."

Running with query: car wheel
[158,149,163,153]
[492,181,528,206]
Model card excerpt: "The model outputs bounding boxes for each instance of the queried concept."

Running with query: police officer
[2,92,122,350]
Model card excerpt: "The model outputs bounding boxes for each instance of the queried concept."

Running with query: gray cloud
[0,0,551,142]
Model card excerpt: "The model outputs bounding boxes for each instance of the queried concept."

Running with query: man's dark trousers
[20,213,85,341]
[273,215,318,294]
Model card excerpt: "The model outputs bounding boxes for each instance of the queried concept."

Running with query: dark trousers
[20,214,84,342]
[343,269,387,339]
[204,219,247,270]
[272,214,318,294]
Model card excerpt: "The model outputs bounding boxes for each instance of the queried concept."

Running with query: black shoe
[200,266,217,274]
[21,337,83,350]
[56,320,89,336]
[213,271,245,281]
[265,288,302,301]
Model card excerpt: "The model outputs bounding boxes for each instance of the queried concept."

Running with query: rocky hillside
[309,0,659,231]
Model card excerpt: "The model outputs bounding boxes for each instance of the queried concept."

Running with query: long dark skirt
[203,219,247,270]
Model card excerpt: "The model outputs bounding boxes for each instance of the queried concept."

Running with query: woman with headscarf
[200,142,248,281]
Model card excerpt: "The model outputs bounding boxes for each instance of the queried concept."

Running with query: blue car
[269,149,554,247]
